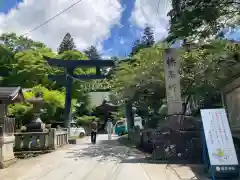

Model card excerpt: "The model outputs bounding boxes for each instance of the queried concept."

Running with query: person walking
[106,119,113,140]
[91,120,98,144]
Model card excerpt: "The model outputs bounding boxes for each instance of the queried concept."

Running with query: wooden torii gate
[45,57,115,131]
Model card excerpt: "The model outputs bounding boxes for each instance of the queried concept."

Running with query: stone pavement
[0,134,208,180]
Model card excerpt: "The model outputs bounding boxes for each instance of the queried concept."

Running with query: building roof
[0,86,25,103]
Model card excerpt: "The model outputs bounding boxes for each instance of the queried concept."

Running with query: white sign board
[200,109,238,166]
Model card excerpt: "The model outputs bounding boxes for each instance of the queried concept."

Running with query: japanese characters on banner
[163,48,182,115]
[200,109,239,172]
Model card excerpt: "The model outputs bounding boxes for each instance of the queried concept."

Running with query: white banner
[200,109,238,166]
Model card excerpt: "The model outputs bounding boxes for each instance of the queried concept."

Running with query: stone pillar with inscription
[163,48,182,115]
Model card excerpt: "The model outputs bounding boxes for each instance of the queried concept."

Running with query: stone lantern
[24,92,46,132]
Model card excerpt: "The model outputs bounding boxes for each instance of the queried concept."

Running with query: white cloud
[101,55,112,59]
[0,0,122,51]
[130,0,172,40]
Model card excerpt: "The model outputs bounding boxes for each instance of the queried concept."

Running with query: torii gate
[45,57,115,131]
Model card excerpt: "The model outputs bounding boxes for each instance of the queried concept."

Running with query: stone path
[0,134,207,180]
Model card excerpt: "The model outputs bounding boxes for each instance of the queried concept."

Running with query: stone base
[0,135,16,169]
[0,158,17,169]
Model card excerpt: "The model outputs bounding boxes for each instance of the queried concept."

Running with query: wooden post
[163,48,182,115]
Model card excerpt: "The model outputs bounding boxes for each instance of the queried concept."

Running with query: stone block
[0,135,17,169]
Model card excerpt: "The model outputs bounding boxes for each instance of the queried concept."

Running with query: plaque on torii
[45,57,115,131]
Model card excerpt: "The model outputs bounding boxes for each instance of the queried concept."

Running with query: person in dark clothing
[91,120,98,144]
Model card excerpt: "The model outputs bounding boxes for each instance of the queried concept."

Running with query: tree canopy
[130,26,155,56]
[84,46,101,60]
[58,33,76,54]
[111,39,240,114]
[1,5,240,128]
[0,33,46,52]
[167,0,240,42]
[0,32,98,126]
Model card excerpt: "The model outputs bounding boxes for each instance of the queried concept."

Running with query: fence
[3,117,15,136]
[55,128,68,148]
[14,128,68,153]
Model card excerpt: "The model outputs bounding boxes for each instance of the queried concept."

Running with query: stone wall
[222,77,240,126]
[225,87,240,126]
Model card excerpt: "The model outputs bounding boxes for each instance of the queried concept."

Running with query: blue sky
[0,0,140,57]
[0,0,240,58]
[103,0,140,57]
[0,0,22,13]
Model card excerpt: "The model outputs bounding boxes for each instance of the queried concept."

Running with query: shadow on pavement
[65,137,146,163]
[65,136,208,180]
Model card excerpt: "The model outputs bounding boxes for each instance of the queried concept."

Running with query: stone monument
[23,92,46,132]
[163,48,182,115]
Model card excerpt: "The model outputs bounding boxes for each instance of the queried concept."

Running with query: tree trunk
[183,95,192,115]
[125,100,133,130]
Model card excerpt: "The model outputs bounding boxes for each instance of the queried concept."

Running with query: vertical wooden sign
[163,48,182,115]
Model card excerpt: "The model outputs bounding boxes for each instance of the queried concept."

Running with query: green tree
[111,46,165,106]
[130,26,155,56]
[1,47,55,87]
[84,46,101,60]
[56,49,88,61]
[0,33,46,52]
[0,33,95,125]
[0,44,14,78]
[180,40,240,110]
[8,103,32,127]
[111,39,240,114]
[141,26,155,47]
[58,33,76,54]
[8,85,75,124]
[130,39,144,56]
[56,49,94,77]
[167,0,240,42]
[84,46,102,74]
